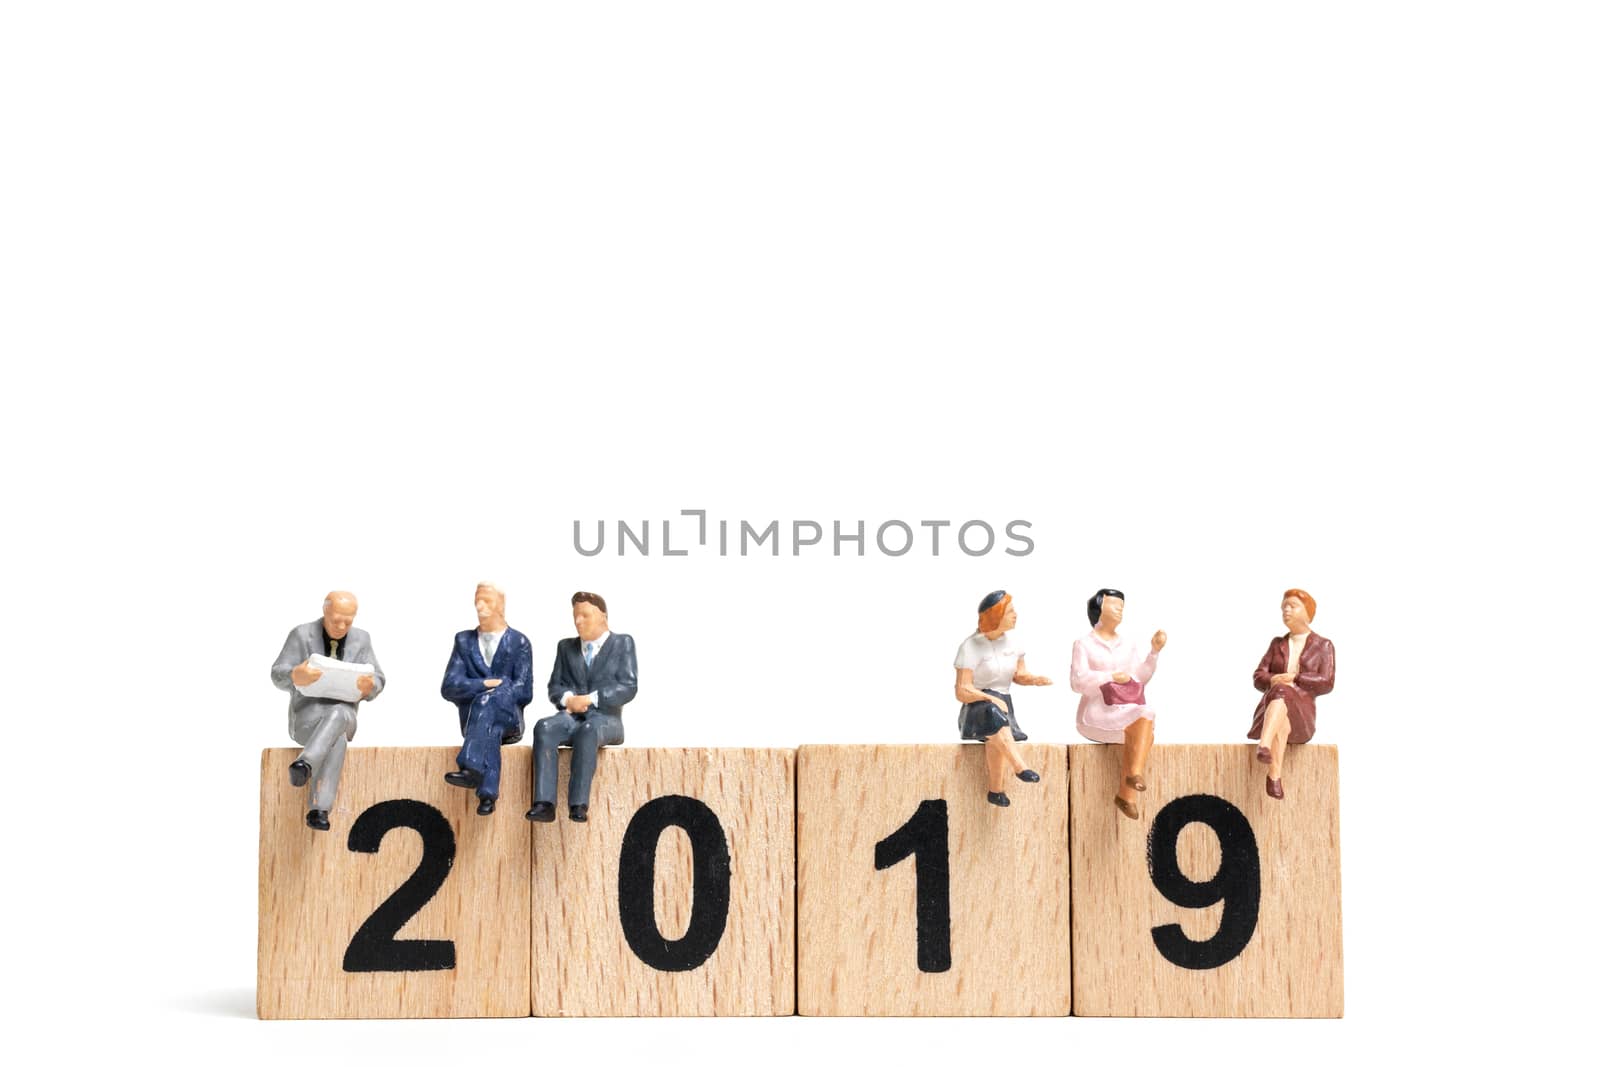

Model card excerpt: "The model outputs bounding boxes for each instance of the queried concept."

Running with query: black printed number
[874,799,951,973]
[617,795,731,972]
[1146,794,1260,970]
[342,800,457,973]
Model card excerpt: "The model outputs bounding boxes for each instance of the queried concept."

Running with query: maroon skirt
[1247,684,1317,744]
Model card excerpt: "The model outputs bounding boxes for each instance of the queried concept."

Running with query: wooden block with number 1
[1070,743,1342,1017]
[797,744,1071,1016]
[257,746,531,1019]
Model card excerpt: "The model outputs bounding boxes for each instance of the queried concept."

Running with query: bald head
[322,591,359,639]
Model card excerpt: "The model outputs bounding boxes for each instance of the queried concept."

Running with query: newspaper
[294,653,375,702]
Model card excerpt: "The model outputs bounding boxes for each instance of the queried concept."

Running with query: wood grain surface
[1070,743,1343,1017]
[529,747,796,1016]
[257,746,531,1018]
[796,744,1071,1016]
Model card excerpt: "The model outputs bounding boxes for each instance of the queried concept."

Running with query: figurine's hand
[567,694,592,714]
[1151,629,1167,652]
[1028,675,1054,686]
[1270,672,1296,687]
[356,674,375,697]
[1112,671,1132,683]
[483,678,502,689]
[291,661,323,687]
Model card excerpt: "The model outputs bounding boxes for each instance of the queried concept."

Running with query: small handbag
[1100,679,1145,705]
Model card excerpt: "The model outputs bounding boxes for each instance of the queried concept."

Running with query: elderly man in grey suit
[270,591,386,830]
[526,591,637,824]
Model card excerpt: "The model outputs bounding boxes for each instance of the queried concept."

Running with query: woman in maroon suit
[1248,589,1334,800]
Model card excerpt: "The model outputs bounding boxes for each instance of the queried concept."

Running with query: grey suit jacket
[546,632,637,716]
[271,620,386,738]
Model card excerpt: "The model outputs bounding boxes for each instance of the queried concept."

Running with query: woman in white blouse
[1070,588,1166,820]
[954,590,1052,807]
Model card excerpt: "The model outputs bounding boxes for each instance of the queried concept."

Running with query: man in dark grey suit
[525,591,637,824]
[270,591,385,830]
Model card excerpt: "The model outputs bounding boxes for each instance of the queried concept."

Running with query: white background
[2,1,1595,1063]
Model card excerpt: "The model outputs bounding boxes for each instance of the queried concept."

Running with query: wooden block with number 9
[257,747,531,1018]
[1070,743,1343,1017]
[796,744,1071,1016]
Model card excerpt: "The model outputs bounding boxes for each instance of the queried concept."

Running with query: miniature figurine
[1248,588,1335,800]
[441,583,534,816]
[954,590,1049,807]
[270,591,385,831]
[1069,589,1165,820]
[525,591,638,824]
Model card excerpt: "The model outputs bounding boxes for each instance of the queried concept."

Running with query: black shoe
[1017,769,1040,783]
[288,759,311,788]
[445,769,483,790]
[525,802,556,822]
[987,791,1010,807]
[306,809,330,831]
[569,804,588,822]
[501,729,522,746]
[477,796,496,816]
[1011,728,1029,742]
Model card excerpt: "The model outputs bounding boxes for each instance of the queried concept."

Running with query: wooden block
[257,747,531,1019]
[796,744,1071,1016]
[529,748,795,1016]
[1070,743,1342,1017]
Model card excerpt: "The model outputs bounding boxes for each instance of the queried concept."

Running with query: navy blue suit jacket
[547,632,638,717]
[442,627,535,738]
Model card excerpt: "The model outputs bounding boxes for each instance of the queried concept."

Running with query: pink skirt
[1077,700,1155,744]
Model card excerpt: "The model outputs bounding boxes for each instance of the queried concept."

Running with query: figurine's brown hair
[572,591,608,616]
[1283,588,1316,621]
[978,592,1013,634]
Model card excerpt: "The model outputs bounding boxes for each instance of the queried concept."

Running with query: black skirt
[959,689,1016,740]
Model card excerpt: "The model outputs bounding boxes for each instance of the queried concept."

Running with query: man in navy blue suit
[526,591,638,824]
[442,583,534,815]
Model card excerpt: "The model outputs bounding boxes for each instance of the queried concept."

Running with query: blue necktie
[584,641,595,667]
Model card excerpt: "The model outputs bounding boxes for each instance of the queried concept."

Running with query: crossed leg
[982,725,1037,807]
[1114,716,1155,817]
[1258,698,1292,796]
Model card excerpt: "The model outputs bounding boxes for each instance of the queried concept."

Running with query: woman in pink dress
[1070,588,1166,820]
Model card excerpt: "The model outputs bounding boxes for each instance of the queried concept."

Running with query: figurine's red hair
[1283,588,1317,621]
[978,593,1013,634]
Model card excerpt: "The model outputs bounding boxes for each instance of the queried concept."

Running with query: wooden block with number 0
[796,744,1071,1016]
[257,747,531,1019]
[1070,743,1342,1017]
[529,748,795,1016]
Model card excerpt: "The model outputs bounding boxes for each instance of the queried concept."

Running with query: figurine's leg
[992,726,1029,774]
[1262,699,1290,780]
[459,692,507,797]
[476,726,502,801]
[1124,716,1154,786]
[532,714,579,806]
[568,719,600,807]
[983,735,1009,793]
[1116,738,1138,811]
[299,705,356,778]
[310,732,347,813]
